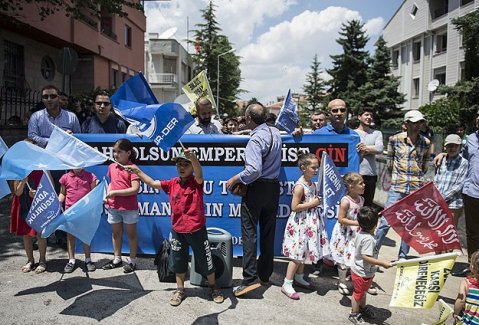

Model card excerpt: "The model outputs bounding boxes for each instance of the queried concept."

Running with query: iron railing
[0,87,41,126]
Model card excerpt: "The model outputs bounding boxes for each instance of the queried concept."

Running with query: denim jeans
[375,190,410,259]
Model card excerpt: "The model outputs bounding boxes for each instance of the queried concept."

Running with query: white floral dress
[282,181,330,262]
[329,195,364,267]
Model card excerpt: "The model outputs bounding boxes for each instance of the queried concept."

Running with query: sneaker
[367,286,378,295]
[281,285,300,300]
[123,263,136,273]
[233,282,262,297]
[210,288,224,303]
[64,262,75,273]
[170,289,186,306]
[348,313,364,324]
[338,283,350,295]
[85,261,96,272]
[102,260,122,270]
[360,306,375,319]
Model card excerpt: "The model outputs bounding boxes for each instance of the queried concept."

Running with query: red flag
[381,182,462,254]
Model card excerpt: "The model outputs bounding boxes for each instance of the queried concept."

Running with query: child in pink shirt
[103,139,140,273]
[59,168,97,273]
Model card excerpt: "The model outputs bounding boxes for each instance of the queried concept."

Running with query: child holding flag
[58,168,97,273]
[330,172,365,295]
[126,148,224,306]
[281,153,328,300]
[454,250,479,324]
[349,207,392,324]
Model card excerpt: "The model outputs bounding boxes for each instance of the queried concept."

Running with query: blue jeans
[375,190,410,259]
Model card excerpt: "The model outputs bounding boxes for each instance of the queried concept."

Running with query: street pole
[216,48,235,116]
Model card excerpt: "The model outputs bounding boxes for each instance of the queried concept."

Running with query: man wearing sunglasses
[28,85,81,148]
[82,90,126,134]
[314,99,355,135]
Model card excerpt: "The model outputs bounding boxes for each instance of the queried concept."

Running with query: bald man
[226,103,282,297]
[185,98,223,134]
[314,99,355,135]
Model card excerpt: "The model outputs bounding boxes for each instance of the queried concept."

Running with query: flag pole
[391,251,461,266]
[178,140,186,151]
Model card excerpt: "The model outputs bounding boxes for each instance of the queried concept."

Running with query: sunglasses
[42,94,58,100]
[331,108,347,113]
[95,101,111,106]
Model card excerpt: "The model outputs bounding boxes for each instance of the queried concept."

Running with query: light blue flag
[42,180,107,245]
[319,151,347,237]
[25,172,62,233]
[0,137,11,199]
[1,126,108,180]
[275,89,299,134]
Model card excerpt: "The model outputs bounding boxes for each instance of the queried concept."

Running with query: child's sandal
[35,261,47,274]
[21,261,34,273]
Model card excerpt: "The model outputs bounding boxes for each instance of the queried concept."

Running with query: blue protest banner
[275,89,299,133]
[76,133,359,256]
[111,72,158,113]
[42,180,106,245]
[318,151,347,237]
[25,172,62,233]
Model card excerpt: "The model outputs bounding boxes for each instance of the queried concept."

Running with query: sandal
[35,261,47,274]
[102,260,123,270]
[338,283,350,295]
[281,286,300,300]
[21,261,34,273]
[210,288,224,304]
[170,289,186,307]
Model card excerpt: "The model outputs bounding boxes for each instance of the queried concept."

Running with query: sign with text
[76,133,360,255]
[381,182,462,254]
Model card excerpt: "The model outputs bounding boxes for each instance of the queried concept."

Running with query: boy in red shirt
[127,148,224,306]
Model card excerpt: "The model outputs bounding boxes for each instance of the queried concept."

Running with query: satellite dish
[428,79,440,92]
[158,27,178,39]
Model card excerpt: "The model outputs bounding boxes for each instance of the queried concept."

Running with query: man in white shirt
[185,98,223,134]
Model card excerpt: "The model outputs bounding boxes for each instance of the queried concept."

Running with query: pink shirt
[106,162,139,211]
[59,170,97,210]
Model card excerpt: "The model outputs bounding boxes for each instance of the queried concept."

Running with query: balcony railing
[149,73,177,84]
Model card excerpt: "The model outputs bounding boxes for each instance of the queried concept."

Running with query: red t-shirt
[106,162,139,210]
[160,176,205,233]
[59,170,97,210]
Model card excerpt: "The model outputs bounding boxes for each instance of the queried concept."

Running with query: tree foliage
[303,54,326,111]
[419,97,461,134]
[357,36,405,126]
[326,20,369,114]
[189,1,242,117]
[452,10,479,80]
[0,0,143,22]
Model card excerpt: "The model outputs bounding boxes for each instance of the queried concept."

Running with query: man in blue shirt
[315,99,355,135]
[28,85,81,148]
[82,91,126,134]
[226,103,282,297]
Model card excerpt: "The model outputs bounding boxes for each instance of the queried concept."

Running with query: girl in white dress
[281,153,329,300]
[329,173,365,295]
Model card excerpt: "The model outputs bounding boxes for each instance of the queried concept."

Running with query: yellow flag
[182,70,217,113]
[390,252,458,309]
[421,299,454,325]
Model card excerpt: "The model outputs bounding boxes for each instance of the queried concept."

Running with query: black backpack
[154,239,176,283]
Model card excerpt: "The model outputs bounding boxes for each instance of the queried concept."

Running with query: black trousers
[361,175,378,207]
[464,194,479,261]
[240,178,280,285]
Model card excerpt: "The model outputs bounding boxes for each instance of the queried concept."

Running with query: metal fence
[0,87,41,127]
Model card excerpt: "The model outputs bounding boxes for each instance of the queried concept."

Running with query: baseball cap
[444,134,462,146]
[404,110,425,122]
[171,151,191,163]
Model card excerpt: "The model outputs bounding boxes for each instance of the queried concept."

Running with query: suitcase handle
[207,227,230,236]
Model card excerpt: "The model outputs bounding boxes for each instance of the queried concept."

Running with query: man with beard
[82,90,126,134]
[185,98,223,134]
[28,85,81,148]
[226,103,282,297]
[354,107,384,207]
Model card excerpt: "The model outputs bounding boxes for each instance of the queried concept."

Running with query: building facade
[144,35,194,103]
[383,0,477,110]
[0,2,146,127]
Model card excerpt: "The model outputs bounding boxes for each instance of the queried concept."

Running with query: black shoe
[123,263,136,273]
[452,267,469,277]
[102,260,122,270]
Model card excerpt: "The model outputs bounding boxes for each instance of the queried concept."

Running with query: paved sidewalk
[0,198,468,324]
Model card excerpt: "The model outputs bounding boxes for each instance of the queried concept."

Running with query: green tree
[419,97,461,134]
[326,20,370,115]
[358,36,405,126]
[0,0,142,23]
[303,54,326,111]
[189,1,242,116]
[452,10,479,80]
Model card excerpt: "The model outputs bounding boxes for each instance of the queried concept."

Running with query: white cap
[444,134,462,146]
[404,110,425,122]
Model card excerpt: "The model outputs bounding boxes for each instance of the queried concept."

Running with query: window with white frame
[413,41,421,62]
[412,78,420,98]
[410,3,418,19]
[392,49,399,68]
[433,66,446,85]
[436,32,447,53]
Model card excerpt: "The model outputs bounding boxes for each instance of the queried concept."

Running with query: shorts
[170,227,215,276]
[351,271,374,301]
[107,208,139,225]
